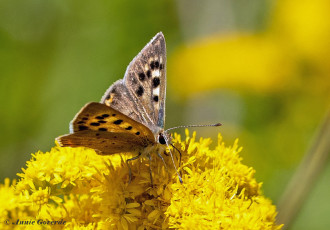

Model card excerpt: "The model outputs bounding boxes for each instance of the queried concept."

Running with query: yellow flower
[0,131,282,229]
[0,179,42,230]
[168,34,295,96]
[271,0,330,67]
[169,0,330,97]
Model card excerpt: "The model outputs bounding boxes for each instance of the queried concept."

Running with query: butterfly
[56,32,178,182]
[56,32,221,183]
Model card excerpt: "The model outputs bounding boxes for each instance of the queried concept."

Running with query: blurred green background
[0,0,329,229]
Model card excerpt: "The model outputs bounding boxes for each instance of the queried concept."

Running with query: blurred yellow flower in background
[170,0,330,96]
[272,0,330,69]
[169,34,296,95]
[0,131,282,229]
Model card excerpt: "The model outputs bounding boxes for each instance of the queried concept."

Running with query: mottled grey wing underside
[101,32,166,130]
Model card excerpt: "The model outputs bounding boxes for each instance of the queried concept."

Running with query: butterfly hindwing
[124,32,166,129]
[101,79,149,125]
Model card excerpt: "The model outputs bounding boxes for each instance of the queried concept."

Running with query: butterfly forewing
[56,102,156,154]
[57,131,148,155]
[102,33,166,130]
[71,102,154,139]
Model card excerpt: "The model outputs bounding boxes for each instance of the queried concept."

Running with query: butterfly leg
[167,148,183,184]
[126,152,142,183]
[171,144,182,173]
[147,154,153,187]
[171,144,182,161]
[157,152,168,171]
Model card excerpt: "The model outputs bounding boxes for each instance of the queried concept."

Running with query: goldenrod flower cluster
[0,131,282,229]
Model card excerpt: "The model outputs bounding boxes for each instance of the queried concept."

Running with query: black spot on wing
[159,64,163,70]
[153,96,159,102]
[154,61,159,68]
[77,121,85,124]
[102,114,110,118]
[150,61,155,70]
[96,116,104,119]
[113,119,123,125]
[136,85,144,96]
[90,122,100,126]
[125,126,132,130]
[79,125,88,131]
[138,72,146,81]
[99,120,106,123]
[146,70,151,78]
[99,128,107,131]
[135,132,140,135]
[152,77,160,88]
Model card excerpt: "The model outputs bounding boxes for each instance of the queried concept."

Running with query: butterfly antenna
[164,136,183,184]
[165,123,222,132]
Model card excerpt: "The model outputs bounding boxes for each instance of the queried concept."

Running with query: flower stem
[277,107,330,229]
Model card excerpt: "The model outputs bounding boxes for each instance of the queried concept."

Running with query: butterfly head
[157,131,171,145]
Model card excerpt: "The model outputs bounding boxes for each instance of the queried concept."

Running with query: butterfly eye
[158,133,166,145]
